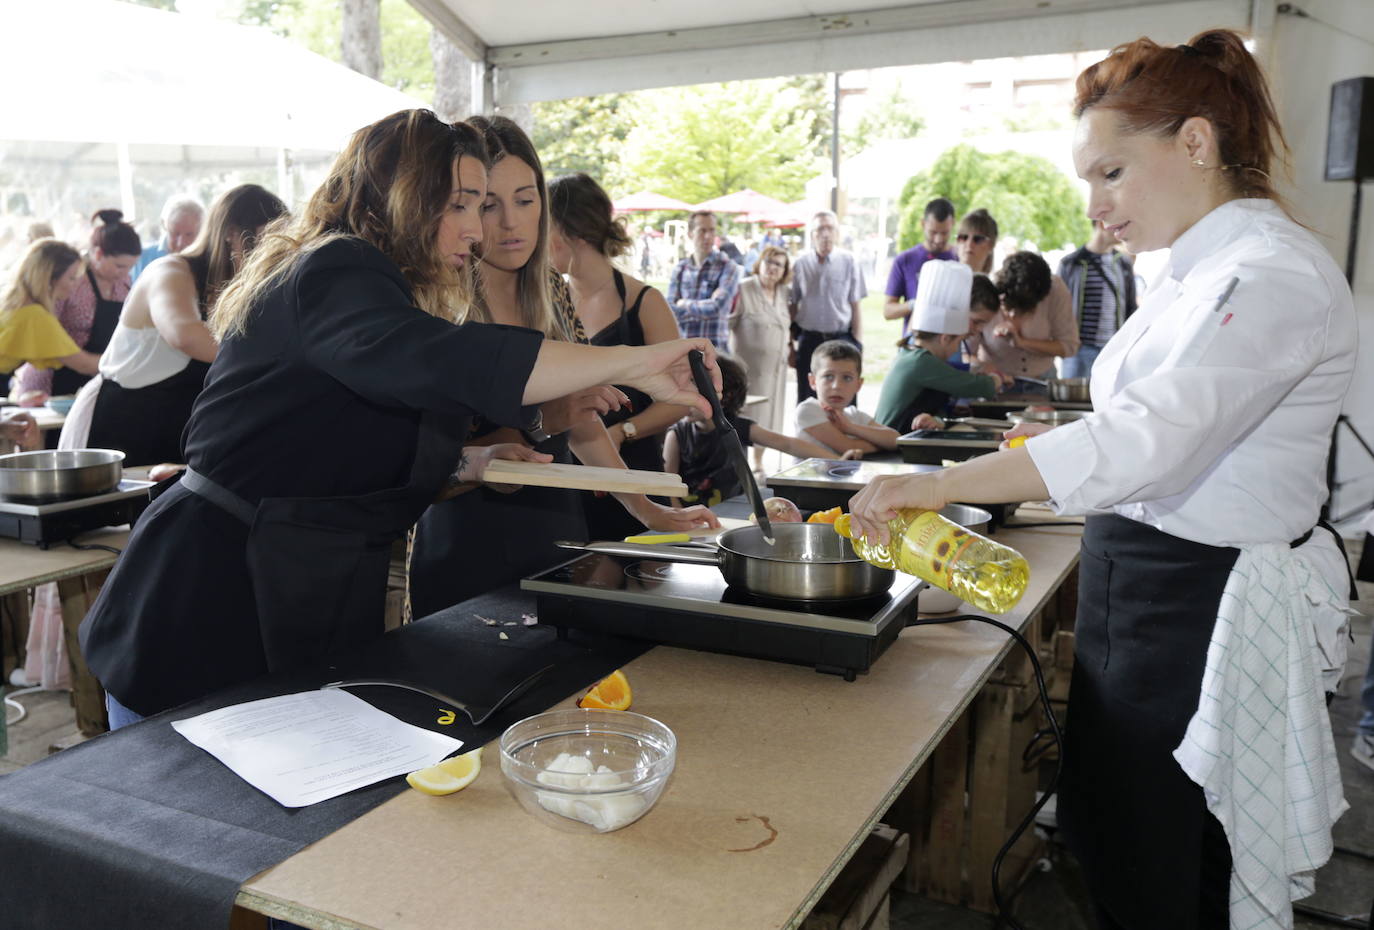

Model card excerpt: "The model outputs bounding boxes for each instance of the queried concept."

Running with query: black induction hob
[767,457,941,513]
[0,479,154,548]
[521,553,924,680]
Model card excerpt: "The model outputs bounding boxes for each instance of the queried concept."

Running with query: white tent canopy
[0,0,425,152]
[410,0,1254,105]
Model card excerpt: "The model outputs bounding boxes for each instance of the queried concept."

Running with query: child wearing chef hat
[873,260,1002,432]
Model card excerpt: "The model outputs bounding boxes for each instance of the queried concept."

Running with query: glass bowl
[498,708,676,834]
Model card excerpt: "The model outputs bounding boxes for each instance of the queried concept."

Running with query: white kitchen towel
[1174,543,1350,930]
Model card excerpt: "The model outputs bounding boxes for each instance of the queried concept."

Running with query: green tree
[843,83,924,154]
[531,94,635,190]
[260,0,436,100]
[895,144,1089,252]
[619,80,820,203]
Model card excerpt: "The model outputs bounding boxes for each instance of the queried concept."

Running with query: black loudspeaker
[1325,77,1374,182]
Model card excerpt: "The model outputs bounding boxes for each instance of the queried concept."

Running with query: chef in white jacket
[848,29,1354,930]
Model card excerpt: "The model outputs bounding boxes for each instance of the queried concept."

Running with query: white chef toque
[912,260,972,335]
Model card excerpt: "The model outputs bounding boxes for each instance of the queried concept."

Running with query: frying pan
[559,521,891,601]
[557,505,994,601]
[0,449,124,503]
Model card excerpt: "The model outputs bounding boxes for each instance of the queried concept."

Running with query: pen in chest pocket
[1213,276,1240,325]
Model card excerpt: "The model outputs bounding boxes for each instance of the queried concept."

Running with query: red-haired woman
[848,31,1354,929]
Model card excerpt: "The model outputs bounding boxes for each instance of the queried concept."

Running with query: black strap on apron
[180,467,255,526]
[1289,519,1359,599]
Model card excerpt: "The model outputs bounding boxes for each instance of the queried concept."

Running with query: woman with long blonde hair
[0,238,87,380]
[79,108,720,725]
[409,116,715,618]
[13,211,140,398]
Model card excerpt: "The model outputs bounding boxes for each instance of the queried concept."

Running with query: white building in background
[802,50,1107,288]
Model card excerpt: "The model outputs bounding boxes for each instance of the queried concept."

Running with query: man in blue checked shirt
[669,211,740,351]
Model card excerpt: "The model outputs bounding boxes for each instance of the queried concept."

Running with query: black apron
[52,268,120,396]
[409,431,587,621]
[1060,514,1237,930]
[87,358,212,465]
[180,411,466,672]
[581,271,663,541]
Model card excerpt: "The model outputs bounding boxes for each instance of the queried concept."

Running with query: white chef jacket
[1026,198,1356,930]
[1026,198,1356,547]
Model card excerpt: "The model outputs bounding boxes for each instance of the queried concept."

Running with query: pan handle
[555,540,722,566]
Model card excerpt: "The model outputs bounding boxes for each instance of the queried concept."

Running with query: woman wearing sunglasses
[954,208,998,274]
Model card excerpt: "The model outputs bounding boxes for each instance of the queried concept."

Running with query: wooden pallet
[884,619,1067,915]
[884,564,1080,913]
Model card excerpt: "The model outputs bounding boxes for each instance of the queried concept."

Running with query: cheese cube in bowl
[499,708,676,833]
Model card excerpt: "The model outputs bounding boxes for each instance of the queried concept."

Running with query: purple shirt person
[884,198,956,337]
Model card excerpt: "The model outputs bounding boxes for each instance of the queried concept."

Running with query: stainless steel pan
[1018,376,1091,403]
[560,521,892,600]
[557,504,993,601]
[0,449,124,503]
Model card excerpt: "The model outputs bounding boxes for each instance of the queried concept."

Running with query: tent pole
[116,142,135,219]
[830,72,841,214]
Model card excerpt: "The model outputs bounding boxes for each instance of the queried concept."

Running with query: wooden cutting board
[482,460,688,496]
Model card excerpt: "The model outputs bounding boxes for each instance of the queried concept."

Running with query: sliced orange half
[577,669,632,710]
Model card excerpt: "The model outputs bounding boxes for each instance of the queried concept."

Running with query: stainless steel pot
[1047,377,1091,403]
[558,504,993,602]
[0,449,125,503]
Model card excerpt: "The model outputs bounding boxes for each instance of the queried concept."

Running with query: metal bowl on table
[1009,408,1089,427]
[1047,377,1091,403]
[0,449,125,504]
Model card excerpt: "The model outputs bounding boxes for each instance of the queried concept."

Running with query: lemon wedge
[1008,436,1027,449]
[406,747,482,796]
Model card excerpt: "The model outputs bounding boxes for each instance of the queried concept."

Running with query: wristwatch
[620,420,639,441]
[521,411,551,445]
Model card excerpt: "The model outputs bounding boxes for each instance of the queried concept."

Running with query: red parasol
[690,189,792,215]
[612,191,693,213]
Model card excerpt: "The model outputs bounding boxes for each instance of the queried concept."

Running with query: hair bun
[1187,30,1250,72]
[92,208,124,226]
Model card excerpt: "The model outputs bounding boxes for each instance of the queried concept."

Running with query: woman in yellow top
[0,239,90,378]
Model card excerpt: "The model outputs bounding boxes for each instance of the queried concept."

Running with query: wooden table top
[0,527,130,596]
[237,520,1084,930]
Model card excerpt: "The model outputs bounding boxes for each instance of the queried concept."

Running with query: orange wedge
[577,669,632,710]
[808,506,843,525]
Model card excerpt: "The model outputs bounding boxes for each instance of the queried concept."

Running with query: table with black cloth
[0,589,646,930]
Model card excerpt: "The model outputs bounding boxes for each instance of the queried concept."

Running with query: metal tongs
[321,662,555,726]
[687,350,774,544]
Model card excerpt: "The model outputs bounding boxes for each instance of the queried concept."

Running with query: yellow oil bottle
[835,511,1029,614]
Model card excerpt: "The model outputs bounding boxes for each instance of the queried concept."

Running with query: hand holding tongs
[322,662,555,726]
[687,350,774,544]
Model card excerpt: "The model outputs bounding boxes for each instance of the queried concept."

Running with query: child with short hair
[794,340,899,456]
[665,355,839,506]
[874,261,1006,432]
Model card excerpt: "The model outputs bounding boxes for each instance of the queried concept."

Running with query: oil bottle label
[906,512,977,590]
